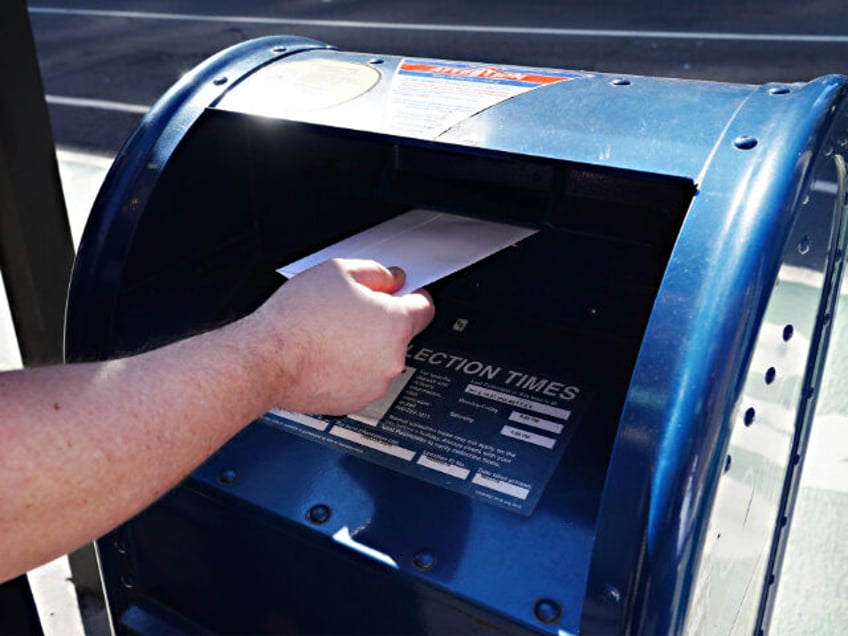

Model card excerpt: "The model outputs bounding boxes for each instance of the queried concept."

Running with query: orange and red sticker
[398,60,584,87]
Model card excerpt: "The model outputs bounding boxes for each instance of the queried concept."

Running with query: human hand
[250,258,434,415]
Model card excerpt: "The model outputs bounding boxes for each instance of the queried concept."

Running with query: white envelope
[277,209,538,295]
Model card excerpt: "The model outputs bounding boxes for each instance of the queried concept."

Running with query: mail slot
[65,36,848,635]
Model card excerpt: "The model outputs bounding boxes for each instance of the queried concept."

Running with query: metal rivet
[798,235,811,255]
[783,324,794,342]
[601,584,622,605]
[733,136,758,150]
[217,468,238,485]
[412,550,437,571]
[212,76,228,86]
[744,407,756,426]
[724,454,732,473]
[120,575,135,590]
[534,598,562,623]
[306,504,331,524]
[765,367,776,385]
[610,78,631,86]
[271,46,288,53]
[768,86,791,95]
[368,58,384,65]
[114,539,128,555]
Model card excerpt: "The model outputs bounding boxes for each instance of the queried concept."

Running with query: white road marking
[46,94,149,114]
[29,6,848,43]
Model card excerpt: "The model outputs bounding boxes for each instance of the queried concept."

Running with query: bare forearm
[0,316,279,581]
[0,258,433,582]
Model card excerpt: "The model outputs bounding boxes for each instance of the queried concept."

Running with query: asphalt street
[28,0,848,154]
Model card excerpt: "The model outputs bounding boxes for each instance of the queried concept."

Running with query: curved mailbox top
[214,47,755,181]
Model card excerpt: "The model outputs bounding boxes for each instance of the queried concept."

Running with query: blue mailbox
[66,36,848,635]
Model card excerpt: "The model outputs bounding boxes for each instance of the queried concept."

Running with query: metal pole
[0,0,75,367]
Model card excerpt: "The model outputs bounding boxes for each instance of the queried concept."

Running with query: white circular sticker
[221,59,380,115]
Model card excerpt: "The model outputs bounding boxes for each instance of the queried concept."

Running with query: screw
[744,407,756,426]
[768,86,791,95]
[114,538,128,555]
[212,76,228,86]
[306,504,332,524]
[534,598,562,623]
[601,584,622,605]
[271,46,287,53]
[217,468,238,484]
[412,550,437,571]
[120,575,135,590]
[610,78,631,86]
[782,324,794,342]
[733,136,758,150]
[368,58,384,65]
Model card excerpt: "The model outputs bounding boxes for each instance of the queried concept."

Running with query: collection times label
[263,342,586,515]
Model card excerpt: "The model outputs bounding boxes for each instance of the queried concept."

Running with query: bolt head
[601,584,622,605]
[412,550,437,571]
[217,468,238,484]
[733,136,758,150]
[534,598,562,623]
[306,504,332,524]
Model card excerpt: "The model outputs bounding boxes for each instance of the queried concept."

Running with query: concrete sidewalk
[8,148,848,634]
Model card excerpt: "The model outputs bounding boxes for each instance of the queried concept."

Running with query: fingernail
[388,266,405,280]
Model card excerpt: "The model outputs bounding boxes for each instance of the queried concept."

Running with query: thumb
[345,259,405,294]
[399,289,436,337]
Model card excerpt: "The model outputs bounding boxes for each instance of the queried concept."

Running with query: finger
[343,259,405,294]
[398,289,436,337]
[387,266,406,288]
